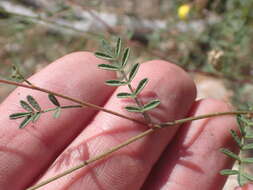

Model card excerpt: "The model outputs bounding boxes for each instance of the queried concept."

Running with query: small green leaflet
[241,157,253,163]
[220,169,239,176]
[9,112,32,119]
[128,63,140,82]
[242,143,253,150]
[117,92,134,98]
[19,116,33,129]
[115,37,122,57]
[230,129,242,147]
[27,95,41,111]
[20,100,33,112]
[220,148,240,161]
[105,80,128,86]
[32,112,41,122]
[98,64,119,71]
[101,39,114,55]
[237,115,246,136]
[121,48,130,67]
[11,64,25,82]
[48,94,60,107]
[125,106,143,113]
[142,99,160,112]
[135,78,148,95]
[95,52,114,60]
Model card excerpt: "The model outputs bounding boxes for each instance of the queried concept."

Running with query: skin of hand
[0,52,252,190]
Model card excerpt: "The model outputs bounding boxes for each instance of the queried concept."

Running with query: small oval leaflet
[105,80,128,86]
[98,64,119,71]
[95,52,114,60]
[20,100,34,112]
[48,94,60,107]
[27,95,41,111]
[128,63,140,82]
[121,48,130,67]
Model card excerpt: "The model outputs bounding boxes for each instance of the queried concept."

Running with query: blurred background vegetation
[0,0,253,106]
[0,0,253,188]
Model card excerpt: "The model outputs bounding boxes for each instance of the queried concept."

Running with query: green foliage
[10,94,65,128]
[220,114,253,186]
[95,38,160,116]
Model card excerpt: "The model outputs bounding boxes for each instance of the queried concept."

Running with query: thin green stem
[43,105,82,113]
[160,111,253,127]
[0,79,146,125]
[26,110,253,190]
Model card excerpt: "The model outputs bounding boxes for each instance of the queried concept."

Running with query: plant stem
[26,110,253,190]
[26,128,155,190]
[160,111,253,127]
[43,105,82,113]
[0,79,146,125]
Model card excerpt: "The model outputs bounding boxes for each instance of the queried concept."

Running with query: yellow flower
[178,4,191,20]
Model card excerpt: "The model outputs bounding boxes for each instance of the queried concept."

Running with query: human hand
[0,52,251,190]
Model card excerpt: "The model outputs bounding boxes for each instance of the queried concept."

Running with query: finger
[142,99,238,190]
[36,60,197,190]
[0,52,115,190]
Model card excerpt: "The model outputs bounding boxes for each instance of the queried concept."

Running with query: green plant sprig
[1,76,253,189]
[2,38,253,189]
[9,94,82,128]
[95,38,160,124]
[220,114,253,186]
